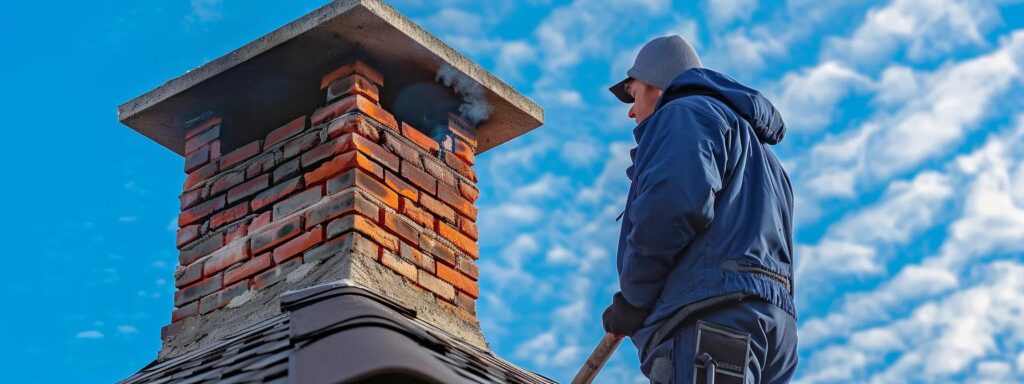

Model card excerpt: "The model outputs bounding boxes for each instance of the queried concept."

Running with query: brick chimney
[118,0,543,361]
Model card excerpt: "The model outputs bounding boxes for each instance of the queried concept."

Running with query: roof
[116,0,543,156]
[119,281,555,384]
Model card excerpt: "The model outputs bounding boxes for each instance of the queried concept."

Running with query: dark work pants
[641,298,798,384]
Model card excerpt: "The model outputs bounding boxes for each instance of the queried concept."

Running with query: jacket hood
[657,68,787,145]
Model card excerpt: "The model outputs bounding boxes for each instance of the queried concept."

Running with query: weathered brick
[273,226,324,263]
[448,113,477,147]
[203,242,250,277]
[437,263,478,298]
[250,211,272,232]
[400,198,435,230]
[311,94,397,129]
[171,302,198,322]
[420,194,456,224]
[305,151,384,185]
[455,292,476,315]
[451,137,475,165]
[383,211,420,245]
[180,188,203,210]
[161,321,186,339]
[273,185,323,219]
[177,225,200,248]
[401,122,439,154]
[326,73,380,102]
[437,221,478,259]
[210,141,222,159]
[326,214,398,252]
[265,115,307,149]
[227,174,270,204]
[253,258,302,289]
[224,253,271,286]
[210,201,249,229]
[185,117,222,139]
[175,261,203,288]
[246,161,263,179]
[382,131,423,166]
[418,270,455,301]
[199,280,248,315]
[418,234,457,266]
[302,133,398,172]
[381,249,417,281]
[180,234,227,267]
[327,168,399,209]
[220,140,262,170]
[458,181,479,203]
[401,161,437,195]
[225,222,249,243]
[422,156,457,187]
[184,144,210,173]
[437,183,477,221]
[273,158,300,184]
[250,215,303,254]
[326,113,380,141]
[185,124,221,155]
[304,232,379,263]
[179,195,225,227]
[321,60,384,89]
[251,177,303,212]
[282,131,321,160]
[184,161,218,190]
[458,216,478,241]
[443,152,477,183]
[400,242,434,273]
[385,171,419,201]
[174,273,222,307]
[456,255,478,280]
[304,189,379,228]
[210,171,245,196]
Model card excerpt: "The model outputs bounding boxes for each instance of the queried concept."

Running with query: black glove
[602,292,650,336]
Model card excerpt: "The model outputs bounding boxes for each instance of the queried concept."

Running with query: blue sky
[3,0,1024,382]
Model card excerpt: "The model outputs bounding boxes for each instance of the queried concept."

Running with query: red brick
[326,114,380,141]
[448,113,477,147]
[321,59,383,89]
[437,183,477,221]
[174,273,222,307]
[458,181,479,203]
[418,234,457,266]
[422,156,457,187]
[224,253,271,286]
[456,255,478,280]
[177,225,200,248]
[401,122,439,154]
[210,171,245,196]
[171,302,198,322]
[385,171,418,201]
[418,270,455,300]
[175,262,203,288]
[184,144,210,173]
[304,151,384,185]
[326,73,380,102]
[210,141,222,159]
[273,226,324,263]
[382,131,423,166]
[400,198,434,230]
[383,211,420,245]
[455,292,476,315]
[203,242,250,276]
[381,249,417,281]
[265,115,307,148]
[452,137,475,165]
[225,222,249,243]
[250,211,272,232]
[420,194,456,224]
[273,158,300,184]
[251,177,303,212]
[304,232,379,263]
[210,202,249,229]
[179,233,225,265]
[199,280,248,314]
[458,216,478,240]
[400,242,434,272]
[401,162,437,195]
[282,131,321,159]
[227,174,269,204]
[220,140,262,169]
[304,189,379,228]
[184,161,218,190]
[185,117,222,140]
[437,262,478,298]
[444,153,477,183]
[185,124,221,155]
[246,161,263,179]
[437,221,478,259]
[325,214,398,252]
[310,94,397,129]
[250,216,303,254]
[302,133,398,172]
[179,195,225,227]
[180,188,204,210]
[327,168,399,210]
[273,185,323,219]
[253,258,302,289]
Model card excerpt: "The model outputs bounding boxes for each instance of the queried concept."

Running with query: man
[602,35,798,384]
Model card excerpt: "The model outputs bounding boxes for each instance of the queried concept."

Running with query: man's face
[626,79,664,125]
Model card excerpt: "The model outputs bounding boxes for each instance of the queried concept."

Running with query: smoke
[435,63,491,126]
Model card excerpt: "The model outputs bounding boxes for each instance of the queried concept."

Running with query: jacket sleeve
[619,104,729,310]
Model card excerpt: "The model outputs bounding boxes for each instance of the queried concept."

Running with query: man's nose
[628,104,637,119]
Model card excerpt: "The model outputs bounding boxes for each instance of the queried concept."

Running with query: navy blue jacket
[616,68,795,354]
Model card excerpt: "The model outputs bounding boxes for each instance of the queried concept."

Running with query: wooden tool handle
[571,333,624,384]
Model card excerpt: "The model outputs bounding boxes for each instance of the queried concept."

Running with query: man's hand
[602,292,651,336]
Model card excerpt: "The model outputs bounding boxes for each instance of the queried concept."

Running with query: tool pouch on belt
[693,320,750,384]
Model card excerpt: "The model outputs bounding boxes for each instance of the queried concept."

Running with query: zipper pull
[615,209,625,222]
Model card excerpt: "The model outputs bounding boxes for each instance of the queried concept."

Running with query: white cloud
[187,0,222,23]
[75,330,104,339]
[705,0,758,26]
[772,61,872,132]
[117,325,138,334]
[512,173,570,200]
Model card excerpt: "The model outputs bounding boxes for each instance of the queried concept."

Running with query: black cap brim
[609,77,634,103]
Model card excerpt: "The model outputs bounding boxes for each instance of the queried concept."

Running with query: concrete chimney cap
[117,0,544,156]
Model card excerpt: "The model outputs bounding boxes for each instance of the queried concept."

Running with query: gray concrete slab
[118,0,543,155]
